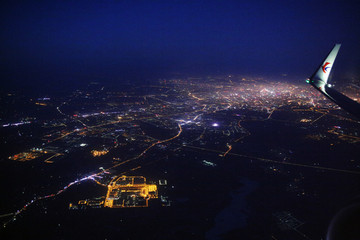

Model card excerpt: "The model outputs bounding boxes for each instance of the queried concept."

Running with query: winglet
[308,44,341,92]
[307,44,360,119]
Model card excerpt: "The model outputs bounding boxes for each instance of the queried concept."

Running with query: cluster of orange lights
[9,149,47,162]
[35,102,47,106]
[104,176,158,208]
[91,149,109,157]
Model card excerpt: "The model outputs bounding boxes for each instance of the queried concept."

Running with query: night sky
[2,0,360,89]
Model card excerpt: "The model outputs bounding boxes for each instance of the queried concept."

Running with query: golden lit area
[91,149,109,157]
[300,119,312,123]
[9,148,48,162]
[9,152,40,162]
[104,176,158,208]
[35,102,47,106]
[9,148,63,163]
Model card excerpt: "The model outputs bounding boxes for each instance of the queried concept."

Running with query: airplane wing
[308,44,360,119]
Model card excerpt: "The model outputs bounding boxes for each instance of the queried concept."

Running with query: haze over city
[1,0,360,89]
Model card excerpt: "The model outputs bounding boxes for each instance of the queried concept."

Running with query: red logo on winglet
[322,62,331,73]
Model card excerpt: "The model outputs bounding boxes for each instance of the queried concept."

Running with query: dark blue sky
[1,0,360,88]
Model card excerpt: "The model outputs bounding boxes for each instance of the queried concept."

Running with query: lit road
[181,144,360,175]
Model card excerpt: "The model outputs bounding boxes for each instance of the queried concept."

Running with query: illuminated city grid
[1,75,360,230]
